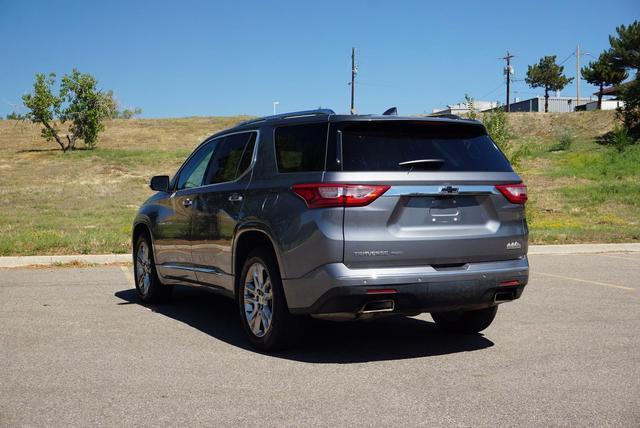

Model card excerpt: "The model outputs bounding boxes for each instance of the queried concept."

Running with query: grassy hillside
[0,111,638,256]
[508,111,640,244]
[0,117,249,255]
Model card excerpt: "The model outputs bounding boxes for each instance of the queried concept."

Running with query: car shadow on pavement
[115,286,494,363]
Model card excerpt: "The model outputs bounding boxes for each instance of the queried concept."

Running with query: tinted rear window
[275,123,328,172]
[338,122,512,172]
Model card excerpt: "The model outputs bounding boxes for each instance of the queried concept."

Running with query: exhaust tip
[360,300,395,314]
[494,291,515,303]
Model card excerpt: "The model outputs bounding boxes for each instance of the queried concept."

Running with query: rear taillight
[291,183,390,209]
[496,183,528,204]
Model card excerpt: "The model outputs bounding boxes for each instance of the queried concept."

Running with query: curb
[527,243,640,255]
[0,243,639,268]
[0,254,130,268]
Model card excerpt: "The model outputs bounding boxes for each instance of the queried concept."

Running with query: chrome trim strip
[326,257,529,281]
[159,263,226,275]
[384,185,498,196]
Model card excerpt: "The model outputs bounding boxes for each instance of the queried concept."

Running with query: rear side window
[236,133,257,176]
[338,122,512,172]
[205,132,257,185]
[275,123,327,172]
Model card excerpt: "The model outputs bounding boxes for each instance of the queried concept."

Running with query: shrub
[609,124,635,152]
[481,107,529,168]
[464,94,477,120]
[550,129,574,152]
[6,111,25,120]
[483,106,510,152]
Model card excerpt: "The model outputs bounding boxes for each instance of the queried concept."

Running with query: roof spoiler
[237,109,335,127]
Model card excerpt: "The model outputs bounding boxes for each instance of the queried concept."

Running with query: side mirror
[149,175,170,192]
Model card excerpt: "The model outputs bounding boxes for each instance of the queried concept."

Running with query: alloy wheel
[136,241,152,296]
[243,262,274,338]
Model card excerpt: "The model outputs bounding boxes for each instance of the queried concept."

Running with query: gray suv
[133,109,529,350]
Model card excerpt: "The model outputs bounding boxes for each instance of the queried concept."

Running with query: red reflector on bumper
[499,280,520,286]
[366,289,397,295]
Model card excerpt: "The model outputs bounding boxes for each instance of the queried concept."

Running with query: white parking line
[532,271,635,291]
[597,254,640,262]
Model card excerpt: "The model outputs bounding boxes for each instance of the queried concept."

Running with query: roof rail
[237,109,335,127]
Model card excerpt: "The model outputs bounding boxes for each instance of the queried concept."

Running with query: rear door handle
[182,198,194,207]
[228,193,243,202]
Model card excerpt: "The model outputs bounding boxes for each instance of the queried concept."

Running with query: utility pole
[350,47,356,115]
[576,44,580,107]
[502,51,514,112]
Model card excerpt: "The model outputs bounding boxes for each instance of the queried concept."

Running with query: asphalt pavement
[1,253,638,426]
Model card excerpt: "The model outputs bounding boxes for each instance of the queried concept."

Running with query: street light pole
[575,45,590,110]
[273,101,279,115]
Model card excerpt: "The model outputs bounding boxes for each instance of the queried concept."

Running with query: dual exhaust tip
[360,299,395,314]
[359,291,514,314]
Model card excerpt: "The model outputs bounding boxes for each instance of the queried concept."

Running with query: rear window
[275,123,328,172]
[338,122,512,172]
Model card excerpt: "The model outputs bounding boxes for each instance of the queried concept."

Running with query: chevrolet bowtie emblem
[440,185,459,194]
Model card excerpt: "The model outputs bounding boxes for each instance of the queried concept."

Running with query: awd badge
[506,241,522,250]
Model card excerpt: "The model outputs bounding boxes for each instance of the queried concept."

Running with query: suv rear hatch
[324,119,528,268]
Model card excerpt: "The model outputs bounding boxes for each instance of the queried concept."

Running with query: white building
[584,99,624,111]
[432,100,498,116]
[579,85,625,111]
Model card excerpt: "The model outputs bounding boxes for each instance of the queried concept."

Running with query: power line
[558,50,575,65]
[478,82,504,100]
[356,82,398,88]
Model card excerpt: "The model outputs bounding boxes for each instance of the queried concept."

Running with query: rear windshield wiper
[398,159,445,169]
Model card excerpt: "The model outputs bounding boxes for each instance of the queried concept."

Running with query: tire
[431,305,498,334]
[133,233,172,303]
[237,248,300,351]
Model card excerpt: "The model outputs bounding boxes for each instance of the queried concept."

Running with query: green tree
[102,90,142,119]
[59,69,113,149]
[22,73,66,150]
[118,107,143,119]
[5,111,25,120]
[581,53,628,109]
[608,21,640,71]
[525,55,574,113]
[607,21,640,135]
[22,70,113,151]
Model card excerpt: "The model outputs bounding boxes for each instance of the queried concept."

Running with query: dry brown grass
[0,117,250,255]
[503,110,618,140]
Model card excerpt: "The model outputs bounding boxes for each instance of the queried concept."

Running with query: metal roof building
[505,96,593,113]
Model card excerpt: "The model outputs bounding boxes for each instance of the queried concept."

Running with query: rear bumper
[283,257,529,315]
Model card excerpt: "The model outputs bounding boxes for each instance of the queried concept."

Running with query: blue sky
[0,0,638,118]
